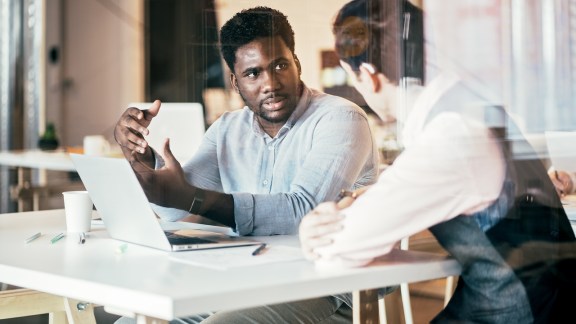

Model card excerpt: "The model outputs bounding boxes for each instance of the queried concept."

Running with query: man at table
[300,0,576,323]
[113,5,378,324]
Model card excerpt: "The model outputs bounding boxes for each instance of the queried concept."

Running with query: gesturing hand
[130,138,191,208]
[114,100,161,164]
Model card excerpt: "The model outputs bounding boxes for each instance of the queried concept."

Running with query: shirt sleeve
[314,113,506,267]
[234,109,378,236]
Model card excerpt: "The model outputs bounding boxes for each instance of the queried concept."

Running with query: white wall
[58,0,144,147]
[53,0,352,147]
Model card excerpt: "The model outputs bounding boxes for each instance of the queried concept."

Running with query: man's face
[230,36,302,136]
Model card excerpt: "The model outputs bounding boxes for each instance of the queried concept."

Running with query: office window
[508,0,576,133]
[423,0,575,158]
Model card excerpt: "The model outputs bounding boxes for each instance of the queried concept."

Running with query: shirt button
[263,180,269,185]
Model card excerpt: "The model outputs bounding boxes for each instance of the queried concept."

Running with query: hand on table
[299,187,369,261]
[548,170,574,198]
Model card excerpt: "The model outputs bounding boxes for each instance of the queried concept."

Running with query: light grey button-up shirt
[155,84,379,236]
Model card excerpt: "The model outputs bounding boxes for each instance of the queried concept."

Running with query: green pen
[50,233,65,244]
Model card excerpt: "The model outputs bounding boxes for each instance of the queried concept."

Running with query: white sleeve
[314,113,506,267]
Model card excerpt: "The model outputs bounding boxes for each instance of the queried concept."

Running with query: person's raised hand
[114,100,161,161]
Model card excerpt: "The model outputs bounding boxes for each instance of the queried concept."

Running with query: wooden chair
[373,232,457,324]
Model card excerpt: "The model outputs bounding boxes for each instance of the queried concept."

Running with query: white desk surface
[0,149,75,171]
[0,209,461,320]
[562,197,576,234]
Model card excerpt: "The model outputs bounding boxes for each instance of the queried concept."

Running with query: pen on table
[25,232,42,244]
[79,232,86,244]
[251,243,267,256]
[50,233,65,244]
[554,170,565,195]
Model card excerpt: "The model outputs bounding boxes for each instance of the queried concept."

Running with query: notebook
[545,131,576,172]
[69,153,261,252]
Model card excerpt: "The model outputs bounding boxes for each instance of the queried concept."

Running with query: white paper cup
[62,191,93,233]
[83,135,110,156]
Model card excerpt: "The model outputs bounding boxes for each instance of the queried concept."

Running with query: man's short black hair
[220,6,296,72]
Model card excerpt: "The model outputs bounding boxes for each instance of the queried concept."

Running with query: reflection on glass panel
[509,0,576,133]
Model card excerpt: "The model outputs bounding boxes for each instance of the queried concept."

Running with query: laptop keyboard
[164,231,215,245]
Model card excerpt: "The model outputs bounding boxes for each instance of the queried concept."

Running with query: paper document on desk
[563,203,576,221]
[545,131,576,172]
[170,245,304,270]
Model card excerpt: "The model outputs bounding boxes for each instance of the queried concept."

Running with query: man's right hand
[114,100,161,165]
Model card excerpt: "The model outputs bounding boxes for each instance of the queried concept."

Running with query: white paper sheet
[169,245,304,270]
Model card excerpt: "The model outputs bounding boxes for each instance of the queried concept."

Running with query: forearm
[163,180,236,228]
[315,120,506,267]
[195,190,236,228]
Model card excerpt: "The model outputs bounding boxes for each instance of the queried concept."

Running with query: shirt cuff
[231,192,255,235]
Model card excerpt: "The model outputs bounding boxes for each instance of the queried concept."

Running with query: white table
[0,149,75,171]
[0,150,79,211]
[0,209,462,323]
[562,203,576,234]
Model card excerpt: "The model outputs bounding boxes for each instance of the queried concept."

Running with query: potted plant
[38,122,60,150]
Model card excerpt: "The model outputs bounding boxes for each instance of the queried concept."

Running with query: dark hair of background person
[332,0,424,84]
[219,6,296,72]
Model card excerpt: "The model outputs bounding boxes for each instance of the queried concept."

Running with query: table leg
[49,311,67,324]
[17,166,25,212]
[0,288,95,324]
[63,297,97,324]
[353,289,380,324]
[135,314,169,324]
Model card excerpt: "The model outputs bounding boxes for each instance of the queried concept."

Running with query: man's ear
[294,55,302,75]
[229,73,240,93]
[359,63,381,93]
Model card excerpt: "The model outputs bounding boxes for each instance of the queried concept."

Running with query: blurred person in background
[300,0,576,322]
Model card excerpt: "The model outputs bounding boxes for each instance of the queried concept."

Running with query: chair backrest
[128,102,205,163]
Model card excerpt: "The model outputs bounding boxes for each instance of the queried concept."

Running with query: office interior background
[0,0,575,214]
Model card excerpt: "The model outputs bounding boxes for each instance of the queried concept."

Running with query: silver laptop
[69,153,261,251]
